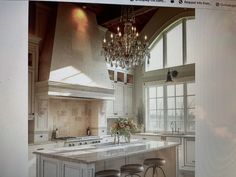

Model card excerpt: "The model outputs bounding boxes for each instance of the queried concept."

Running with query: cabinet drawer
[34,133,48,143]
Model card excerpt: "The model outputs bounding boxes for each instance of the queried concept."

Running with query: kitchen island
[34,140,179,177]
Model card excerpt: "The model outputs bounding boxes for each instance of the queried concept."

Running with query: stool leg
[157,167,166,177]
[153,167,156,177]
[133,174,141,177]
[144,166,152,177]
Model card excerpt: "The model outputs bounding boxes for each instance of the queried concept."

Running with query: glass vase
[125,133,131,143]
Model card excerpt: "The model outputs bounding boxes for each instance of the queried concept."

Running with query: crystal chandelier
[101,7,150,69]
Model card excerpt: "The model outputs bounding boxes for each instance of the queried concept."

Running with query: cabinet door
[113,83,124,116]
[105,100,114,117]
[28,69,35,120]
[40,156,60,177]
[124,85,133,116]
[184,138,195,166]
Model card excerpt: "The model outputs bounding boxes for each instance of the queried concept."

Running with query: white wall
[195,9,236,177]
[0,2,28,177]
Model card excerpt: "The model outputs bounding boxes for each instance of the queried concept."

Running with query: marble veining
[34,140,179,163]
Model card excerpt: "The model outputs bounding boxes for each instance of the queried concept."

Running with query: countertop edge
[136,133,195,138]
[34,141,180,164]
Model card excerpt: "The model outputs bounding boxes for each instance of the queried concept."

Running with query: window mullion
[174,85,177,132]
[163,33,167,68]
[156,87,158,131]
[163,85,167,131]
[146,88,149,132]
[184,83,188,133]
[183,19,187,65]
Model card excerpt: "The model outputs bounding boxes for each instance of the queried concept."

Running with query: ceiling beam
[101,7,158,28]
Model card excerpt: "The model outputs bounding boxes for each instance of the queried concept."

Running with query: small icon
[171,0,174,3]
[130,0,134,1]
[179,0,183,4]
[216,2,220,7]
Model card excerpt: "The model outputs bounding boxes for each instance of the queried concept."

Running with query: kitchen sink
[94,141,145,149]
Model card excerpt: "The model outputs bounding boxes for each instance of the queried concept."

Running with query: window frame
[145,81,195,134]
[145,16,195,72]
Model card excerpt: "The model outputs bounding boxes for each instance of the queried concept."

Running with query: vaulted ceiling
[82,4,158,33]
[29,2,158,34]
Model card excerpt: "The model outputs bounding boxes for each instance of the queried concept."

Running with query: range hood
[36,3,114,100]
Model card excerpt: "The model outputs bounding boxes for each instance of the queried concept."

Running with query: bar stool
[120,164,144,177]
[143,158,166,177]
[95,169,120,177]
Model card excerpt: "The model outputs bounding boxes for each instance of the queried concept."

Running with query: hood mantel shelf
[35,81,115,100]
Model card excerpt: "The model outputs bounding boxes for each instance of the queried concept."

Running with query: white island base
[35,141,179,177]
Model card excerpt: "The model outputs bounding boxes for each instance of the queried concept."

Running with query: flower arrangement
[110,118,137,143]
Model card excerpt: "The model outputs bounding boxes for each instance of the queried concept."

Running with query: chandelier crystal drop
[101,7,150,69]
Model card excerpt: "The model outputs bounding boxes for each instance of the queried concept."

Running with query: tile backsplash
[48,98,91,137]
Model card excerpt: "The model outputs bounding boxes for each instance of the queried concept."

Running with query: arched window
[145,17,196,72]
[145,17,196,133]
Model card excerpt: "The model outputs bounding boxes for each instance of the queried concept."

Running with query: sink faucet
[170,121,179,134]
[170,121,175,133]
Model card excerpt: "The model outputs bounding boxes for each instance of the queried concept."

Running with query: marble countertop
[34,140,179,164]
[28,140,65,146]
[136,132,195,138]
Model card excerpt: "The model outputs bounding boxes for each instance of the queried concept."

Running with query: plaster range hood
[36,3,114,100]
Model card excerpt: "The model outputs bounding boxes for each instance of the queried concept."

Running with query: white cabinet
[37,155,95,177]
[113,83,124,115]
[28,69,35,120]
[134,134,195,171]
[184,137,195,167]
[106,83,133,118]
[105,100,114,117]
[29,142,65,177]
[106,67,134,118]
[124,85,133,116]
[28,35,40,120]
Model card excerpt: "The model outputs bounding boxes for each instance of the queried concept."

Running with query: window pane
[167,110,175,121]
[149,87,156,98]
[157,110,164,131]
[167,97,175,109]
[167,85,175,97]
[157,98,164,109]
[186,19,196,64]
[187,82,196,95]
[187,96,195,108]
[176,109,184,121]
[149,110,157,120]
[148,110,157,131]
[149,99,156,110]
[187,108,195,132]
[187,121,195,132]
[176,121,184,132]
[157,86,164,97]
[176,97,184,109]
[187,108,195,121]
[176,84,184,96]
[166,23,183,67]
[167,110,175,131]
[146,37,163,71]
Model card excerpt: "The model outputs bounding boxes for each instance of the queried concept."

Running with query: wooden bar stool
[120,164,144,177]
[95,169,120,177]
[143,158,166,177]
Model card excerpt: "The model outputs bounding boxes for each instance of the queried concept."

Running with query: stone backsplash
[48,98,92,137]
